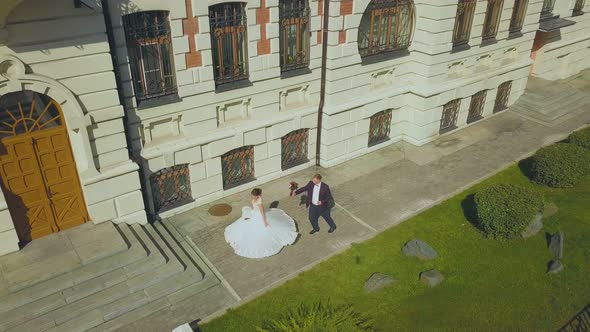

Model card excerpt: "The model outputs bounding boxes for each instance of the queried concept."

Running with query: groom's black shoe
[328,226,337,233]
[309,229,320,235]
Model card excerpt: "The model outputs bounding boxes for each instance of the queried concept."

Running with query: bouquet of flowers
[289,181,299,196]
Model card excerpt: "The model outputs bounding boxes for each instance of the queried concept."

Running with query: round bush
[568,128,590,150]
[530,143,590,187]
[474,184,543,240]
[257,302,374,332]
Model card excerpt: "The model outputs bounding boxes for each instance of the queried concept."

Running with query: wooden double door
[0,91,88,244]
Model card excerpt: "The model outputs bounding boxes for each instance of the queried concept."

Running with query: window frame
[481,0,504,41]
[509,0,528,34]
[452,0,477,49]
[149,164,192,212]
[466,90,487,124]
[357,0,415,59]
[368,109,393,147]
[494,81,512,113]
[281,129,309,170]
[221,146,255,190]
[440,99,461,134]
[122,11,178,106]
[209,2,250,88]
[279,0,311,73]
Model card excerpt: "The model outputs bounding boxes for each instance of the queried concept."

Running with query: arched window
[149,164,192,212]
[358,0,415,58]
[281,129,309,170]
[221,146,255,189]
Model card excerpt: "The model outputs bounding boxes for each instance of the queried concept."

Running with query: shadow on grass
[518,157,535,180]
[461,194,479,229]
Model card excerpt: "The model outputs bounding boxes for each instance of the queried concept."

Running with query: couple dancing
[224,174,337,259]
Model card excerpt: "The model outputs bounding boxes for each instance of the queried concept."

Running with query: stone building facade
[0,0,588,255]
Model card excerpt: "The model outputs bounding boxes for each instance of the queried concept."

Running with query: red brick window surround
[257,0,271,55]
[183,0,202,68]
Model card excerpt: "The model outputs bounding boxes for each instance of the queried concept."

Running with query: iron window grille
[467,90,487,124]
[482,0,504,40]
[368,109,393,146]
[281,129,309,170]
[209,3,249,87]
[573,0,586,15]
[149,164,192,212]
[440,99,461,134]
[123,11,177,103]
[453,0,477,47]
[541,0,556,18]
[494,81,512,113]
[280,0,310,73]
[222,146,255,189]
[509,0,528,33]
[357,0,415,58]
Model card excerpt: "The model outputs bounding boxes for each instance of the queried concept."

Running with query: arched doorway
[0,90,88,245]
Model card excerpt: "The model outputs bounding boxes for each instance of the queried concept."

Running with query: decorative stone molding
[371,68,395,91]
[141,114,184,145]
[279,85,310,111]
[216,98,252,125]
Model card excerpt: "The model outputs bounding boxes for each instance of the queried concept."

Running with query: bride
[224,188,298,259]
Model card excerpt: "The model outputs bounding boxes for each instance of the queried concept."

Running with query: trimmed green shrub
[568,127,590,150]
[256,302,374,332]
[530,143,590,187]
[474,184,543,240]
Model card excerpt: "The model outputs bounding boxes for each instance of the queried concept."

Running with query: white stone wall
[0,0,147,255]
[531,0,590,80]
[318,0,538,166]
[0,189,19,256]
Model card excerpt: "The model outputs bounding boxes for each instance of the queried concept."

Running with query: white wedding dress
[224,198,298,259]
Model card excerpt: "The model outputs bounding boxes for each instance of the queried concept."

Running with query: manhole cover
[208,203,232,217]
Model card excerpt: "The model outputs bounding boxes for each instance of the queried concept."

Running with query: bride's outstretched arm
[258,204,269,227]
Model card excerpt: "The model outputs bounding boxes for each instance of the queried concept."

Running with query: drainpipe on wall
[100,0,154,223]
[315,0,330,167]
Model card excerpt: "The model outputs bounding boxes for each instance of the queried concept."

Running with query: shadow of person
[299,195,307,207]
[269,201,279,209]
[460,194,478,228]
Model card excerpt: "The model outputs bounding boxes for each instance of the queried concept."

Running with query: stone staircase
[0,220,219,332]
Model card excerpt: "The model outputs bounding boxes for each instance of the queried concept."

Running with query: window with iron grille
[509,0,528,33]
[209,3,249,86]
[281,129,309,170]
[357,0,415,58]
[440,99,461,134]
[573,0,586,15]
[494,81,512,113]
[368,110,393,146]
[123,11,177,104]
[280,0,310,73]
[467,90,487,124]
[482,0,504,40]
[222,146,255,189]
[541,0,556,18]
[149,164,192,212]
[453,0,476,47]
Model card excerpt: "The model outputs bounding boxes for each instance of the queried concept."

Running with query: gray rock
[547,260,564,274]
[402,239,437,260]
[419,269,444,287]
[364,273,396,293]
[521,213,544,239]
[549,231,564,259]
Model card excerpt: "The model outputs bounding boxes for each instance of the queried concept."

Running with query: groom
[291,174,337,234]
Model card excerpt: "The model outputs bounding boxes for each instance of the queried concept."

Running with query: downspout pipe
[101,0,154,223]
[316,0,330,167]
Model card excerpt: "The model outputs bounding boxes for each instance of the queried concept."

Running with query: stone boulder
[402,239,437,260]
[547,260,564,274]
[521,213,543,239]
[419,269,444,287]
[549,231,564,259]
[364,273,397,293]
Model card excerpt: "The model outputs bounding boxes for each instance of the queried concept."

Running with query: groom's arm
[294,181,312,195]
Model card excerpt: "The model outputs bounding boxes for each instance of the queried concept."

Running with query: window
[453,0,476,48]
[573,0,586,16]
[123,11,177,104]
[368,110,393,146]
[541,0,556,18]
[467,91,487,124]
[357,0,415,58]
[150,165,192,212]
[440,99,461,134]
[281,129,309,170]
[209,3,249,86]
[494,81,512,113]
[482,0,504,41]
[222,146,255,189]
[280,0,310,73]
[509,0,528,34]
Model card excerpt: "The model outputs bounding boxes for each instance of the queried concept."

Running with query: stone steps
[0,220,219,332]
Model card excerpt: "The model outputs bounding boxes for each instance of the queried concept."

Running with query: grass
[202,163,590,332]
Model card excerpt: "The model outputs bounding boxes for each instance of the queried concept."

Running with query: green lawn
[202,163,590,332]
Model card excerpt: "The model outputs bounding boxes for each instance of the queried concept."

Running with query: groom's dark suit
[294,181,336,231]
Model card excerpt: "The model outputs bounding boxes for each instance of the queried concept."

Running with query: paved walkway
[114,70,590,331]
